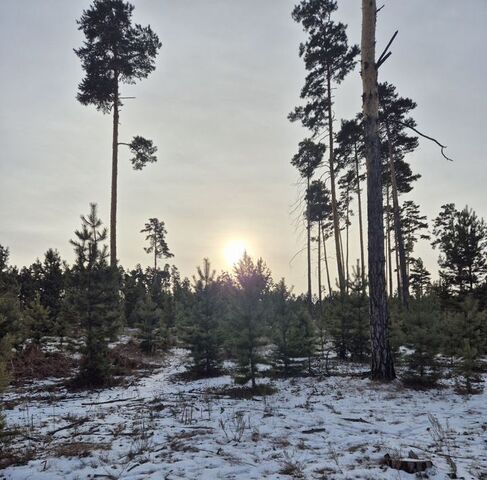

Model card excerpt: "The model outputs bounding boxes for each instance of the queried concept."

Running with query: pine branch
[393,120,453,161]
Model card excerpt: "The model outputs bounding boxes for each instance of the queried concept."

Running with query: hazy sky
[1,1,486,293]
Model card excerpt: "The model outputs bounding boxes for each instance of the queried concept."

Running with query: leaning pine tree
[75,0,162,267]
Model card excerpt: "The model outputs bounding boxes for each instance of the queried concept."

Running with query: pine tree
[401,201,430,274]
[456,340,482,394]
[290,0,359,295]
[122,264,148,327]
[432,204,487,294]
[291,139,325,310]
[23,294,52,345]
[39,249,65,325]
[347,265,370,361]
[307,179,332,303]
[270,280,313,375]
[361,0,395,380]
[133,294,165,355]
[182,259,223,376]
[442,297,486,393]
[67,203,121,387]
[141,218,174,270]
[401,297,441,387]
[0,245,21,426]
[75,0,162,267]
[336,117,366,290]
[378,82,420,308]
[232,253,271,388]
[409,258,431,299]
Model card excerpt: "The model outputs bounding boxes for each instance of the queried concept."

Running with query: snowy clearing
[2,348,486,480]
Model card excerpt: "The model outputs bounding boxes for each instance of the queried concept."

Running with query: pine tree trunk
[110,79,119,268]
[355,147,366,291]
[395,234,401,303]
[361,0,395,381]
[386,185,394,296]
[326,64,346,294]
[322,225,333,296]
[386,122,409,309]
[317,220,323,313]
[345,184,350,292]
[306,176,312,312]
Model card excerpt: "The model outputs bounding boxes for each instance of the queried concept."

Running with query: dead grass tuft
[52,441,111,458]
[10,344,76,384]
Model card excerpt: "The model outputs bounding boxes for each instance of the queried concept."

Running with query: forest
[1,1,486,479]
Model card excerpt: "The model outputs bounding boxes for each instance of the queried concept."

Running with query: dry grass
[10,344,77,385]
[51,441,111,458]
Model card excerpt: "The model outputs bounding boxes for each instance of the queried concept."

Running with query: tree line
[0,195,486,394]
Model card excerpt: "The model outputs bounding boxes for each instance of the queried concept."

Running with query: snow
[2,348,486,479]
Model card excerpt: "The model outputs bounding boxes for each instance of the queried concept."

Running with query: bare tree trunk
[110,79,119,268]
[317,220,323,313]
[339,228,346,290]
[386,122,409,309]
[386,185,393,296]
[395,235,401,303]
[306,176,312,312]
[322,225,332,296]
[345,183,350,292]
[326,64,346,294]
[355,147,366,291]
[361,0,395,381]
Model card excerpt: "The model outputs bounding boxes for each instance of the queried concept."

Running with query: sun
[223,239,247,266]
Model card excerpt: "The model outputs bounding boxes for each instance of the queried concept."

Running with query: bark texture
[110,80,119,268]
[361,0,395,381]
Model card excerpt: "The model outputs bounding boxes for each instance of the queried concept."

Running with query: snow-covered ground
[2,349,486,480]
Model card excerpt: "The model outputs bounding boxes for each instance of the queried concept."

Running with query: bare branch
[376,30,398,67]
[394,120,453,161]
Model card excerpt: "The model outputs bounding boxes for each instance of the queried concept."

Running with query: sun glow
[223,239,247,266]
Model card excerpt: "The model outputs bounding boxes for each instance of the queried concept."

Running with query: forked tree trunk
[385,122,409,309]
[361,0,395,381]
[355,146,366,291]
[326,64,346,295]
[110,78,119,268]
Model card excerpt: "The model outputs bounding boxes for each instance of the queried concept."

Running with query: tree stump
[383,453,433,474]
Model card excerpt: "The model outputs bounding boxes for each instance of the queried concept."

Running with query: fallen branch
[341,417,371,424]
[47,417,89,436]
[81,397,143,406]
[301,427,327,434]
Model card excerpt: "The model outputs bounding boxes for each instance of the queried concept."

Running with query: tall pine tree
[75,0,162,267]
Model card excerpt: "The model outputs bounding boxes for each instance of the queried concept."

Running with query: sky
[0,1,486,293]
